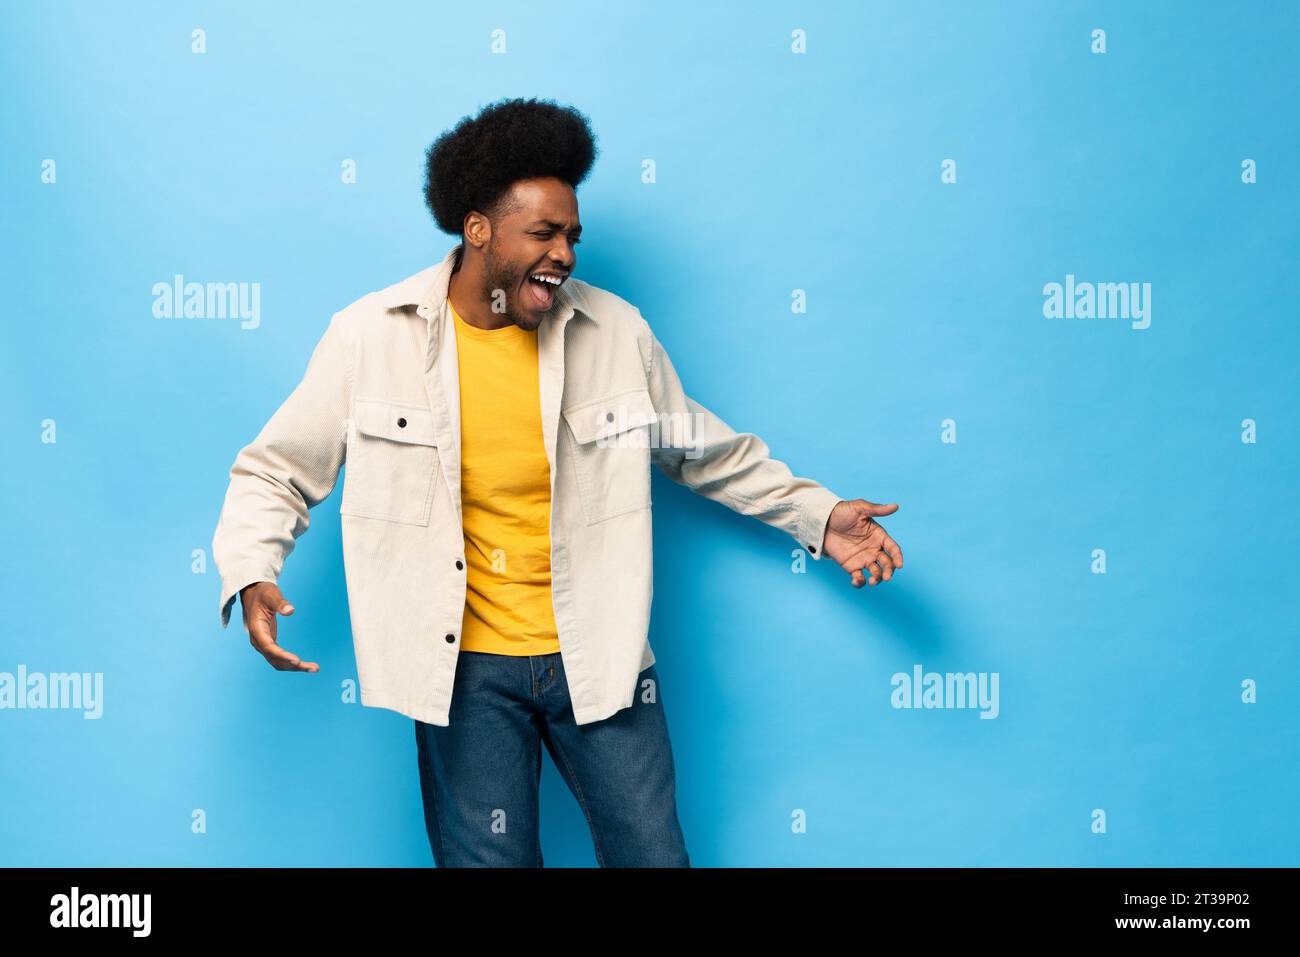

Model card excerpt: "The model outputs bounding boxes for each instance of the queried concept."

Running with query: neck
[447,247,513,331]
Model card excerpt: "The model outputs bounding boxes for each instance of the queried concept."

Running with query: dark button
[455,560,464,570]
[808,545,817,554]
[397,417,407,428]
[444,633,456,643]
[605,411,614,422]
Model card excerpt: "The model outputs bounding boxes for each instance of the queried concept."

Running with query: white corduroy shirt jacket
[212,244,842,726]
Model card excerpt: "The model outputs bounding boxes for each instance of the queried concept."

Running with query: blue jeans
[414,650,691,867]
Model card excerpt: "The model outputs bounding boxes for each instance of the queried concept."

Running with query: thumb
[863,500,899,516]
[265,583,294,616]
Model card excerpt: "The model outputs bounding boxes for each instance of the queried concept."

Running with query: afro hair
[423,97,598,236]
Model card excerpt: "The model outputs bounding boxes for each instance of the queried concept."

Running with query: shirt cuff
[796,487,843,561]
[219,566,279,628]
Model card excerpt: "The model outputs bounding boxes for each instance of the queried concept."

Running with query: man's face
[479,177,582,331]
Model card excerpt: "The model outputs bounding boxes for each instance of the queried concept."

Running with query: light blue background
[2,1,1296,866]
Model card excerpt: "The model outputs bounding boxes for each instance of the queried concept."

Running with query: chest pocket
[341,398,441,526]
[561,387,656,525]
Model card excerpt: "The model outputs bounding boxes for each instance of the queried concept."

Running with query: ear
[463,210,491,251]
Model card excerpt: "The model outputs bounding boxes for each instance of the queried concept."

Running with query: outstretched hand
[240,581,320,672]
[821,499,904,588]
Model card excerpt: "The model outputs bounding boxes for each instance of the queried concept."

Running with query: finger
[256,583,294,616]
[850,568,865,588]
[259,637,318,672]
[246,610,275,650]
[847,552,879,586]
[249,617,298,667]
[845,547,882,586]
[882,534,903,569]
[873,548,896,581]
[864,501,899,517]
[864,551,887,586]
[839,546,875,578]
[270,596,316,669]
[247,607,310,670]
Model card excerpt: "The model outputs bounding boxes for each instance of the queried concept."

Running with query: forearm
[641,319,842,557]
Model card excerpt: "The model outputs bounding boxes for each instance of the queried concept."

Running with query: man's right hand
[239,581,320,672]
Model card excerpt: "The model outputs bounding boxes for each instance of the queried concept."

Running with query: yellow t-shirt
[450,300,561,655]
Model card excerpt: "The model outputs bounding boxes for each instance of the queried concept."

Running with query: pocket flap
[354,398,438,446]
[562,388,658,445]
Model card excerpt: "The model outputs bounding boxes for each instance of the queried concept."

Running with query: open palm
[822,499,904,588]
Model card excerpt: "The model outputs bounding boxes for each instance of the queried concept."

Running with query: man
[212,97,904,867]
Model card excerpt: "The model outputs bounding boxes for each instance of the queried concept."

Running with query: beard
[480,237,549,331]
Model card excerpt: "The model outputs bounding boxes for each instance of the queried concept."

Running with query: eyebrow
[528,220,582,234]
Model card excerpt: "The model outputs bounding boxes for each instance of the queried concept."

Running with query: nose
[549,237,576,269]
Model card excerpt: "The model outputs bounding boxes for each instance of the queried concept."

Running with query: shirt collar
[378,243,581,328]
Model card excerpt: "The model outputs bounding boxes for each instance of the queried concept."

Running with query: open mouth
[524,271,566,310]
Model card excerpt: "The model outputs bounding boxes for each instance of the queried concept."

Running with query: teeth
[530,274,562,285]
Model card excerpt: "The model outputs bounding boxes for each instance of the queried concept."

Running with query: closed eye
[531,231,581,245]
